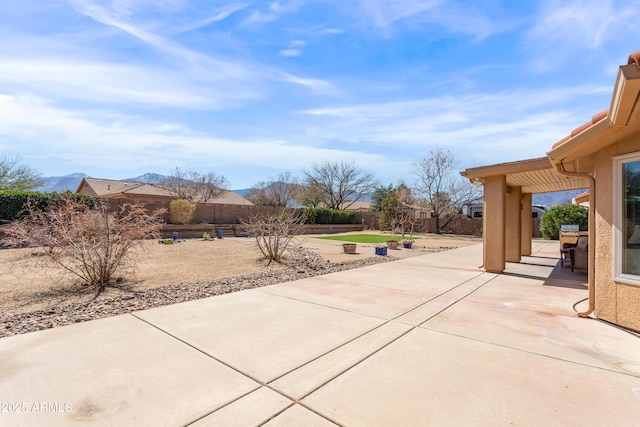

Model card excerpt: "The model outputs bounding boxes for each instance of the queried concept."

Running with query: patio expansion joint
[399,272,500,328]
[128,312,349,426]
[456,298,585,320]
[258,274,501,409]
[271,321,417,402]
[419,326,640,379]
[253,289,395,321]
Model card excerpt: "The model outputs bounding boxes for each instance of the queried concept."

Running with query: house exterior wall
[592,131,640,332]
[77,182,98,197]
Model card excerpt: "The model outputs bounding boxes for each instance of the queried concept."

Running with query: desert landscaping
[0,232,481,338]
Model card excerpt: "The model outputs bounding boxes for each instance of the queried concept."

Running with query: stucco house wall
[593,132,640,331]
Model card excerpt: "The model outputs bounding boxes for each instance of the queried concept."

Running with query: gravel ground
[0,248,395,338]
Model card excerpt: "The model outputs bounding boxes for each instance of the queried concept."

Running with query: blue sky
[0,1,638,189]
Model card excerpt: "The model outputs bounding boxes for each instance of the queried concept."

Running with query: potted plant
[375,245,388,256]
[402,240,414,249]
[342,243,357,254]
[386,239,399,250]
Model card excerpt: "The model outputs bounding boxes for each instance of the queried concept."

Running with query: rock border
[1,248,396,338]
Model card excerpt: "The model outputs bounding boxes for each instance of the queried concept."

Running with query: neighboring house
[573,191,590,208]
[466,202,547,219]
[76,177,254,205]
[338,201,372,212]
[461,50,640,332]
[402,203,433,220]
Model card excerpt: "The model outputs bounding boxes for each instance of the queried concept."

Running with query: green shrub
[302,207,355,224]
[0,190,96,222]
[169,199,196,224]
[316,208,333,224]
[539,204,588,240]
[302,207,317,224]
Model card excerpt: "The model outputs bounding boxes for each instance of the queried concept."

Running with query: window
[614,153,640,285]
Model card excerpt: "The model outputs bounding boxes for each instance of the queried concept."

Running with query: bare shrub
[2,198,164,292]
[169,199,196,224]
[242,209,305,264]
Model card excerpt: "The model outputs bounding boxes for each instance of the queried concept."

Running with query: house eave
[547,64,640,165]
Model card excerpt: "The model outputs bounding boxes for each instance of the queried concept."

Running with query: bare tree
[163,167,229,203]
[3,198,164,292]
[247,171,301,207]
[380,183,417,237]
[303,161,378,210]
[412,147,482,233]
[242,209,305,264]
[0,156,42,190]
[297,183,326,208]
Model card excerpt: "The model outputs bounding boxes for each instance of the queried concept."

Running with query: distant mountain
[124,173,168,184]
[532,189,587,207]
[36,173,89,193]
[233,188,251,197]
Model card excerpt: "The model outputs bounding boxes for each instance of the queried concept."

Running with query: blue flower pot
[375,247,388,256]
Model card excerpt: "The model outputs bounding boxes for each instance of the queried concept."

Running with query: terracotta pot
[342,243,357,254]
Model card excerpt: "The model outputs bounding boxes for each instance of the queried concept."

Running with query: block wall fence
[96,197,541,238]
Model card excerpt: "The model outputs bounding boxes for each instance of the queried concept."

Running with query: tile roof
[551,49,640,150]
[551,110,609,149]
[79,178,253,205]
[339,201,371,211]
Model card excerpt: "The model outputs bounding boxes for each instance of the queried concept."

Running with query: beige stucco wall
[483,175,506,273]
[593,131,640,332]
[505,186,522,262]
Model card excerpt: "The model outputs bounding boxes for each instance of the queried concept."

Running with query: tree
[303,161,378,210]
[412,147,482,233]
[540,204,588,240]
[163,167,229,203]
[370,184,395,212]
[0,156,42,191]
[242,209,305,264]
[247,172,301,207]
[2,198,165,292]
[297,183,326,208]
[379,183,417,236]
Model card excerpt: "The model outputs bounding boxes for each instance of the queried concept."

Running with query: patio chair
[569,235,588,272]
[560,242,576,267]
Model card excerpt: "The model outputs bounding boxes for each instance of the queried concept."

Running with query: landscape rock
[0,248,394,338]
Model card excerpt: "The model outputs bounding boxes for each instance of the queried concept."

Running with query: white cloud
[240,10,278,28]
[173,3,252,34]
[65,0,333,96]
[0,58,249,109]
[351,0,510,40]
[523,0,640,70]
[298,84,611,166]
[280,49,302,57]
[0,93,385,183]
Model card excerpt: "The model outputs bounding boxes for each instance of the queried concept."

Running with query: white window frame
[613,152,640,286]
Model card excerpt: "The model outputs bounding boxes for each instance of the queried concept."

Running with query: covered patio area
[461,157,587,274]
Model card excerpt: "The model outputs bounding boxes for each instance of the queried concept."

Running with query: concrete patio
[1,241,639,426]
